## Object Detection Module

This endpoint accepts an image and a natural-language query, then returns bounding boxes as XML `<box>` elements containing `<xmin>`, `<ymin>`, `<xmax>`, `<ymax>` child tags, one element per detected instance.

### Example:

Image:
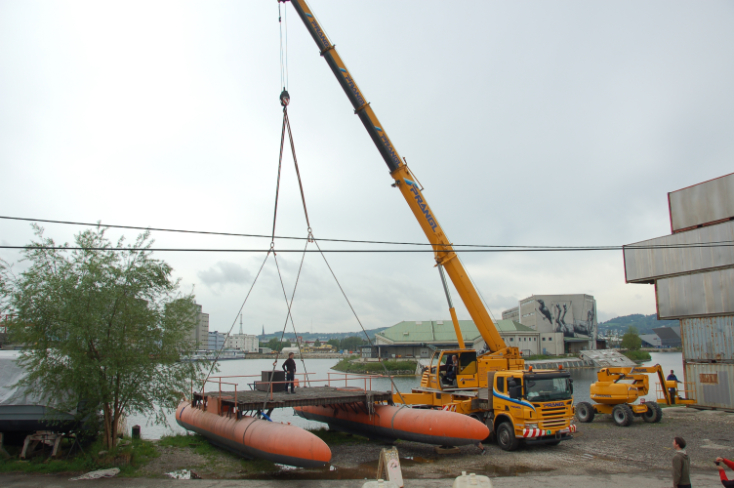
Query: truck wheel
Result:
<box><xmin>496</xmin><ymin>422</ymin><xmax>520</xmax><ymax>451</ymax></box>
<box><xmin>576</xmin><ymin>402</ymin><xmax>595</xmax><ymax>423</ymax></box>
<box><xmin>612</xmin><ymin>404</ymin><xmax>633</xmax><ymax>427</ymax></box>
<box><xmin>642</xmin><ymin>402</ymin><xmax>663</xmax><ymax>423</ymax></box>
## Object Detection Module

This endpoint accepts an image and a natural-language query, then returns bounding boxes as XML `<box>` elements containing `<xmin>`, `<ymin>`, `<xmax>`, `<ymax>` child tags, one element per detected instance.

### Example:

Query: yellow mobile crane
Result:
<box><xmin>286</xmin><ymin>0</ymin><xmax>576</xmax><ymax>450</ymax></box>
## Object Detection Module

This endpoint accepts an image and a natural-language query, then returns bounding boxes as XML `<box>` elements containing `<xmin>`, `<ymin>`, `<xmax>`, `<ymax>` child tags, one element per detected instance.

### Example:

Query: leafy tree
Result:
<box><xmin>1</xmin><ymin>226</ymin><xmax>205</xmax><ymax>449</ymax></box>
<box><xmin>621</xmin><ymin>326</ymin><xmax>642</xmax><ymax>351</ymax></box>
<box><xmin>313</xmin><ymin>338</ymin><xmax>321</xmax><ymax>347</ymax></box>
<box><xmin>327</xmin><ymin>339</ymin><xmax>340</xmax><ymax>350</ymax></box>
<box><xmin>266</xmin><ymin>337</ymin><xmax>290</xmax><ymax>352</ymax></box>
<box><xmin>340</xmin><ymin>336</ymin><xmax>366</xmax><ymax>351</ymax></box>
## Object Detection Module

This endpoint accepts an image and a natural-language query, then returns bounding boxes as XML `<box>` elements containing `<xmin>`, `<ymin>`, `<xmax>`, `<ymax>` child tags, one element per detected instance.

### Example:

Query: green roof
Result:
<box><xmin>376</xmin><ymin>319</ymin><xmax>533</xmax><ymax>344</ymax></box>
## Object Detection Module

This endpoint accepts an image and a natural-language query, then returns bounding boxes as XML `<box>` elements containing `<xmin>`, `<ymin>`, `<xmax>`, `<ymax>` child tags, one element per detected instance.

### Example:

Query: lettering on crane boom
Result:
<box><xmin>304</xmin><ymin>13</ymin><xmax>331</xmax><ymax>53</ymax></box>
<box><xmin>404</xmin><ymin>179</ymin><xmax>438</xmax><ymax>232</ymax></box>
<box><xmin>338</xmin><ymin>68</ymin><xmax>366</xmax><ymax>110</ymax></box>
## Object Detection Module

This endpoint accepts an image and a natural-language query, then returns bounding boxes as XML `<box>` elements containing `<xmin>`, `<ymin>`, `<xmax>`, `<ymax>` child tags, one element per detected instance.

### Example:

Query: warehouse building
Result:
<box><xmin>502</xmin><ymin>294</ymin><xmax>598</xmax><ymax>353</ymax></box>
<box><xmin>623</xmin><ymin>172</ymin><xmax>734</xmax><ymax>410</ymax></box>
<box><xmin>368</xmin><ymin>319</ymin><xmax>565</xmax><ymax>358</ymax></box>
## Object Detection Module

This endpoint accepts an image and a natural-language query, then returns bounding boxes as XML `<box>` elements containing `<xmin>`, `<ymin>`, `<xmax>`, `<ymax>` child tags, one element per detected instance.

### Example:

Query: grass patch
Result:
<box><xmin>308</xmin><ymin>427</ymin><xmax>373</xmax><ymax>445</ymax></box>
<box><xmin>158</xmin><ymin>433</ymin><xmax>219</xmax><ymax>457</ymax></box>
<box><xmin>332</xmin><ymin>358</ymin><xmax>417</xmax><ymax>375</ymax></box>
<box><xmin>623</xmin><ymin>350</ymin><xmax>652</xmax><ymax>361</ymax></box>
<box><xmin>0</xmin><ymin>436</ymin><xmax>159</xmax><ymax>476</ymax></box>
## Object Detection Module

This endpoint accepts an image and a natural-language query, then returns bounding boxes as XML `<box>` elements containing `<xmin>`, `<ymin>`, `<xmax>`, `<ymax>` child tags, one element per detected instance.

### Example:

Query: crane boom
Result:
<box><xmin>286</xmin><ymin>0</ymin><xmax>514</xmax><ymax>357</ymax></box>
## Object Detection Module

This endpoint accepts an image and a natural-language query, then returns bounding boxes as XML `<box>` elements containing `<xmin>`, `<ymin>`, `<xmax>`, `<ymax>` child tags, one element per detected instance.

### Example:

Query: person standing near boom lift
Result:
<box><xmin>668</xmin><ymin>370</ymin><xmax>682</xmax><ymax>404</ymax></box>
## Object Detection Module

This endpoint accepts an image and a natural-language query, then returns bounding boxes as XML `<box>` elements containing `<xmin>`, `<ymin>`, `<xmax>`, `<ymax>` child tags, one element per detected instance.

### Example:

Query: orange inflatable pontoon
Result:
<box><xmin>176</xmin><ymin>401</ymin><xmax>331</xmax><ymax>468</ymax></box>
<box><xmin>294</xmin><ymin>403</ymin><xmax>489</xmax><ymax>446</ymax></box>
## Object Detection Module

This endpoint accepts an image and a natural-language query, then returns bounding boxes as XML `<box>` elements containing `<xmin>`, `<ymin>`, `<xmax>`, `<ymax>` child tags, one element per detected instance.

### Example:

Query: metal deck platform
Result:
<box><xmin>195</xmin><ymin>386</ymin><xmax>392</xmax><ymax>413</ymax></box>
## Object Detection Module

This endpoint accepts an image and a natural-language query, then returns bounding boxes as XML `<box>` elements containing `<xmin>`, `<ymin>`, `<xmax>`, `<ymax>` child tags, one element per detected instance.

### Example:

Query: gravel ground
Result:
<box><xmin>96</xmin><ymin>406</ymin><xmax>734</xmax><ymax>480</ymax></box>
<box><xmin>309</xmin><ymin>406</ymin><xmax>734</xmax><ymax>480</ymax></box>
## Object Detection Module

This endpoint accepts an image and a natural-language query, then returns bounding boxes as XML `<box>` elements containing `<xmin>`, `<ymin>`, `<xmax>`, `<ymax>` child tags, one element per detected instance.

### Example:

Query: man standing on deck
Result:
<box><xmin>283</xmin><ymin>352</ymin><xmax>296</xmax><ymax>394</ymax></box>
<box><xmin>668</xmin><ymin>370</ymin><xmax>682</xmax><ymax>404</ymax></box>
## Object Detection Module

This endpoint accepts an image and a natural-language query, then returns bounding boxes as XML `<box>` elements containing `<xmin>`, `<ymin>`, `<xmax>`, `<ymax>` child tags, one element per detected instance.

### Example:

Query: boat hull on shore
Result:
<box><xmin>175</xmin><ymin>401</ymin><xmax>331</xmax><ymax>468</ymax></box>
<box><xmin>294</xmin><ymin>403</ymin><xmax>488</xmax><ymax>446</ymax></box>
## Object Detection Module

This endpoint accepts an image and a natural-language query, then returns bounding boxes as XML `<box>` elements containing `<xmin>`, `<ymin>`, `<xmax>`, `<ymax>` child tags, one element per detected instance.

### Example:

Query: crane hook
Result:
<box><xmin>280</xmin><ymin>88</ymin><xmax>290</xmax><ymax>107</ymax></box>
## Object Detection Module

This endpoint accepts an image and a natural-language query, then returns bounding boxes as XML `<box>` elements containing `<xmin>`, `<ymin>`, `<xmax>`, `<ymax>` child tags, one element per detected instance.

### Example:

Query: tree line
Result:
<box><xmin>263</xmin><ymin>335</ymin><xmax>367</xmax><ymax>352</ymax></box>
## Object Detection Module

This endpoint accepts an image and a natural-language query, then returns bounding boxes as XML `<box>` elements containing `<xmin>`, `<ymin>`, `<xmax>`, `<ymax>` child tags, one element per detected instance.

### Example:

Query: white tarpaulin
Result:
<box><xmin>0</xmin><ymin>350</ymin><xmax>67</xmax><ymax>407</ymax></box>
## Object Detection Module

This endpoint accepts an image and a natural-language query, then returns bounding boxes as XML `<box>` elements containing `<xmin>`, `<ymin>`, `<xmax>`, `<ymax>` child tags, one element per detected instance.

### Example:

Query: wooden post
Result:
<box><xmin>0</xmin><ymin>433</ymin><xmax>10</xmax><ymax>459</ymax></box>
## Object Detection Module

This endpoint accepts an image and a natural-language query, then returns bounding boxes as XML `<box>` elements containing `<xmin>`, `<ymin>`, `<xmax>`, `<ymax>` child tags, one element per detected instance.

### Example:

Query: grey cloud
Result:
<box><xmin>198</xmin><ymin>262</ymin><xmax>253</xmax><ymax>288</ymax></box>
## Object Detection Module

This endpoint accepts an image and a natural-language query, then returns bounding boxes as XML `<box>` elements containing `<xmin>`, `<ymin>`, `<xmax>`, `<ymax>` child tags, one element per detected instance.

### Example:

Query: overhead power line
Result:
<box><xmin>2</xmin><ymin>243</ymin><xmax>734</xmax><ymax>253</ymax></box>
<box><xmin>2</xmin><ymin>214</ymin><xmax>734</xmax><ymax>251</ymax></box>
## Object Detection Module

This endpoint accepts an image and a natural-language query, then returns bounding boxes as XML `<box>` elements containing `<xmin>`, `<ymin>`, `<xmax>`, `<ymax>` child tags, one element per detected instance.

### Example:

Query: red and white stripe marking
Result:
<box><xmin>441</xmin><ymin>404</ymin><xmax>457</xmax><ymax>412</ymax></box>
<box><xmin>522</xmin><ymin>428</ymin><xmax>543</xmax><ymax>438</ymax></box>
<box><xmin>522</xmin><ymin>424</ymin><xmax>576</xmax><ymax>438</ymax></box>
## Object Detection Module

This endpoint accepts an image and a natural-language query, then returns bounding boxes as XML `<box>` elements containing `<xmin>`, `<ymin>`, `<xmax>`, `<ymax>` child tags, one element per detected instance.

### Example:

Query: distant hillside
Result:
<box><xmin>599</xmin><ymin>314</ymin><xmax>678</xmax><ymax>335</ymax></box>
<box><xmin>258</xmin><ymin>327</ymin><xmax>388</xmax><ymax>343</ymax></box>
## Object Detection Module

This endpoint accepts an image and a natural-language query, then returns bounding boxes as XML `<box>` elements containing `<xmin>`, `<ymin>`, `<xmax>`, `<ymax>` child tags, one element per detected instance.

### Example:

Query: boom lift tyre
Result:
<box><xmin>612</xmin><ymin>404</ymin><xmax>633</xmax><ymax>427</ymax></box>
<box><xmin>576</xmin><ymin>402</ymin><xmax>595</xmax><ymax>423</ymax></box>
<box><xmin>642</xmin><ymin>402</ymin><xmax>662</xmax><ymax>423</ymax></box>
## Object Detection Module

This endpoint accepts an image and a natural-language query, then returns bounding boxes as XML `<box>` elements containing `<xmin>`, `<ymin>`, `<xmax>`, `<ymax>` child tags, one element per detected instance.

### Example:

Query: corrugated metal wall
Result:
<box><xmin>685</xmin><ymin>362</ymin><xmax>734</xmax><ymax>410</ymax></box>
<box><xmin>624</xmin><ymin>220</ymin><xmax>734</xmax><ymax>283</ymax></box>
<box><xmin>681</xmin><ymin>316</ymin><xmax>734</xmax><ymax>362</ymax></box>
<box><xmin>669</xmin><ymin>172</ymin><xmax>734</xmax><ymax>233</ymax></box>
<box><xmin>656</xmin><ymin>268</ymin><xmax>734</xmax><ymax>319</ymax></box>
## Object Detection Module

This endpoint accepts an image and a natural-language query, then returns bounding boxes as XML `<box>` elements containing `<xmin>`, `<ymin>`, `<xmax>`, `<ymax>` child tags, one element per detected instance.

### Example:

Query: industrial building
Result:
<box><xmin>208</xmin><ymin>331</ymin><xmax>226</xmax><ymax>351</ymax></box>
<box><xmin>188</xmin><ymin>303</ymin><xmax>209</xmax><ymax>349</ymax></box>
<box><xmin>224</xmin><ymin>334</ymin><xmax>260</xmax><ymax>352</ymax></box>
<box><xmin>502</xmin><ymin>294</ymin><xmax>598</xmax><ymax>353</ymax></box>
<box><xmin>368</xmin><ymin>319</ymin><xmax>565</xmax><ymax>358</ymax></box>
<box><xmin>623</xmin><ymin>172</ymin><xmax>734</xmax><ymax>410</ymax></box>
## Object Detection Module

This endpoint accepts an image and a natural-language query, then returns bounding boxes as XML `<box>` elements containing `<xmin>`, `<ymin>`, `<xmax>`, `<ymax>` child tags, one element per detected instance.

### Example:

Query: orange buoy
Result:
<box><xmin>176</xmin><ymin>401</ymin><xmax>331</xmax><ymax>467</ymax></box>
<box><xmin>294</xmin><ymin>403</ymin><xmax>489</xmax><ymax>446</ymax></box>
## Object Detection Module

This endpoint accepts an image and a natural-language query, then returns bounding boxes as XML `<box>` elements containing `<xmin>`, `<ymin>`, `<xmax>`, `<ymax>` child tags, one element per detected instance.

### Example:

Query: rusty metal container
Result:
<box><xmin>624</xmin><ymin>220</ymin><xmax>734</xmax><ymax>283</ymax></box>
<box><xmin>655</xmin><ymin>268</ymin><xmax>734</xmax><ymax>319</ymax></box>
<box><xmin>681</xmin><ymin>316</ymin><xmax>734</xmax><ymax>362</ymax></box>
<box><xmin>668</xmin><ymin>172</ymin><xmax>734</xmax><ymax>233</ymax></box>
<box><xmin>684</xmin><ymin>362</ymin><xmax>734</xmax><ymax>410</ymax></box>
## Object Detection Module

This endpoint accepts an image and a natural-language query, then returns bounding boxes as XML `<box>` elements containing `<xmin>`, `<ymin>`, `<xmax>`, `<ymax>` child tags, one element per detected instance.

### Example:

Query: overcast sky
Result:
<box><xmin>1</xmin><ymin>1</ymin><xmax>733</xmax><ymax>336</ymax></box>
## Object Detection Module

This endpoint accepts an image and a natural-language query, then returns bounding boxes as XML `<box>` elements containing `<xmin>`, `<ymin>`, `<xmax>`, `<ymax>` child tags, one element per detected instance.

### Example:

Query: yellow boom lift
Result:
<box><xmin>576</xmin><ymin>364</ymin><xmax>695</xmax><ymax>426</ymax></box>
<box><xmin>287</xmin><ymin>0</ymin><xmax>577</xmax><ymax>450</ymax></box>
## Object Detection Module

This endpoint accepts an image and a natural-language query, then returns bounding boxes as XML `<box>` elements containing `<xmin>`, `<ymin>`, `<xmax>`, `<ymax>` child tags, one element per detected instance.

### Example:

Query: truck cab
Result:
<box><xmin>487</xmin><ymin>369</ymin><xmax>576</xmax><ymax>450</ymax></box>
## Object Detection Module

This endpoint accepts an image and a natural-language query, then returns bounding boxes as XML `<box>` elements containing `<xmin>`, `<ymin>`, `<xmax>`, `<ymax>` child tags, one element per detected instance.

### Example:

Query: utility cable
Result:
<box><xmin>3</xmin><ymin>214</ymin><xmax>734</xmax><ymax>251</ymax></box>
<box><xmin>5</xmin><ymin>243</ymin><xmax>734</xmax><ymax>253</ymax></box>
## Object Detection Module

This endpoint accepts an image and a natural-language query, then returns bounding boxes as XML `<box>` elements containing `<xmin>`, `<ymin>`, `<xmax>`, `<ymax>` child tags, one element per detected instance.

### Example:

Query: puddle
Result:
<box><xmin>242</xmin><ymin>457</ymin><xmax>433</xmax><ymax>480</ymax></box>
<box><xmin>480</xmin><ymin>465</ymin><xmax>552</xmax><ymax>477</ymax></box>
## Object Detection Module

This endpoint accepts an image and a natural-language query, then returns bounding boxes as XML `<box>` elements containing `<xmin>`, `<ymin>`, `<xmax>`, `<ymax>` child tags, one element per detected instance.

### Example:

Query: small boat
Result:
<box><xmin>176</xmin><ymin>401</ymin><xmax>331</xmax><ymax>468</ymax></box>
<box><xmin>294</xmin><ymin>403</ymin><xmax>489</xmax><ymax>446</ymax></box>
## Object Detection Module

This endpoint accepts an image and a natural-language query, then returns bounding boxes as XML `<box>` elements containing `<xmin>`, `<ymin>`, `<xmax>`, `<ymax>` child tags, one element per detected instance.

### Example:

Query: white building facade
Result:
<box><xmin>503</xmin><ymin>294</ymin><xmax>598</xmax><ymax>353</ymax></box>
<box><xmin>224</xmin><ymin>334</ymin><xmax>260</xmax><ymax>352</ymax></box>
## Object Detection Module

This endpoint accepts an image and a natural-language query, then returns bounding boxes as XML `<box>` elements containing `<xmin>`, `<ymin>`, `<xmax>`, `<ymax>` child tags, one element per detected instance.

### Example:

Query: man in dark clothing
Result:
<box><xmin>668</xmin><ymin>370</ymin><xmax>682</xmax><ymax>404</ymax></box>
<box><xmin>282</xmin><ymin>352</ymin><xmax>296</xmax><ymax>394</ymax></box>
<box><xmin>672</xmin><ymin>436</ymin><xmax>691</xmax><ymax>488</ymax></box>
<box><xmin>446</xmin><ymin>354</ymin><xmax>458</xmax><ymax>386</ymax></box>
<box><xmin>716</xmin><ymin>457</ymin><xmax>734</xmax><ymax>488</ymax></box>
